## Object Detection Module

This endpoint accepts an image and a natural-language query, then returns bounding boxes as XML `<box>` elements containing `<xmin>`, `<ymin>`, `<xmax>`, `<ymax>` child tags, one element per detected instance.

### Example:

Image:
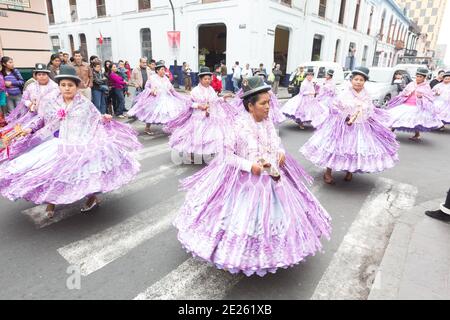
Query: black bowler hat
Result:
<box><xmin>155</xmin><ymin>60</ymin><xmax>166</xmax><ymax>70</ymax></box>
<box><xmin>352</xmin><ymin>66</ymin><xmax>370</xmax><ymax>80</ymax></box>
<box><xmin>443</xmin><ymin>71</ymin><xmax>450</xmax><ymax>78</ymax></box>
<box><xmin>327</xmin><ymin>69</ymin><xmax>334</xmax><ymax>77</ymax></box>
<box><xmin>241</xmin><ymin>76</ymin><xmax>271</xmax><ymax>99</ymax></box>
<box><xmin>198</xmin><ymin>66</ymin><xmax>213</xmax><ymax>77</ymax></box>
<box><xmin>306</xmin><ymin>68</ymin><xmax>315</xmax><ymax>75</ymax></box>
<box><xmin>256</xmin><ymin>71</ymin><xmax>267</xmax><ymax>79</ymax></box>
<box><xmin>33</xmin><ymin>63</ymin><xmax>50</xmax><ymax>74</ymax></box>
<box><xmin>416</xmin><ymin>68</ymin><xmax>429</xmax><ymax>77</ymax></box>
<box><xmin>54</xmin><ymin>65</ymin><xmax>81</xmax><ymax>83</ymax></box>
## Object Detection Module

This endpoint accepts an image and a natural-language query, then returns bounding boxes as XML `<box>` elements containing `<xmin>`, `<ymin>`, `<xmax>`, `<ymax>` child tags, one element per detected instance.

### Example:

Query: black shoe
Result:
<box><xmin>425</xmin><ymin>210</ymin><xmax>450</xmax><ymax>223</ymax></box>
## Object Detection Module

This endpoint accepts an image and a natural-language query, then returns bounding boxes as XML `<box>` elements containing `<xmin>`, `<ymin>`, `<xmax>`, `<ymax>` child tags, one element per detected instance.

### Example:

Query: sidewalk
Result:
<box><xmin>369</xmin><ymin>199</ymin><xmax>450</xmax><ymax>300</ymax></box>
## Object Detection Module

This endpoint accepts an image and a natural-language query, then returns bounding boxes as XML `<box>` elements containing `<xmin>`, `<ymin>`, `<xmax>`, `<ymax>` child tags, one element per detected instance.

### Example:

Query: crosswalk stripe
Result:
<box><xmin>57</xmin><ymin>194</ymin><xmax>185</xmax><ymax>276</ymax></box>
<box><xmin>310</xmin><ymin>177</ymin><xmax>418</xmax><ymax>300</ymax></box>
<box><xmin>22</xmin><ymin>164</ymin><xmax>189</xmax><ymax>228</ymax></box>
<box><xmin>134</xmin><ymin>258</ymin><xmax>243</xmax><ymax>300</ymax></box>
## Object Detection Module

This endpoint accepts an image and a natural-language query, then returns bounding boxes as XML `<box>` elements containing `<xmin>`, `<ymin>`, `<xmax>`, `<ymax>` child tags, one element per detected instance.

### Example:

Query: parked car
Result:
<box><xmin>366</xmin><ymin>67</ymin><xmax>412</xmax><ymax>107</ymax></box>
<box><xmin>394</xmin><ymin>64</ymin><xmax>432</xmax><ymax>80</ymax></box>
<box><xmin>288</xmin><ymin>61</ymin><xmax>345</xmax><ymax>97</ymax></box>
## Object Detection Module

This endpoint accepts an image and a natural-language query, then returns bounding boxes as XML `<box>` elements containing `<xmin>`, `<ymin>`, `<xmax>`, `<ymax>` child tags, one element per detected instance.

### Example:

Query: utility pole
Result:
<box><xmin>169</xmin><ymin>0</ymin><xmax>179</xmax><ymax>88</ymax></box>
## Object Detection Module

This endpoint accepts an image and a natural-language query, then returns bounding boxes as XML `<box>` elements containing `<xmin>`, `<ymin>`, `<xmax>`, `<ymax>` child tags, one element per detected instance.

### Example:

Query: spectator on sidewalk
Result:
<box><xmin>71</xmin><ymin>50</ymin><xmax>93</xmax><ymax>100</ymax></box>
<box><xmin>62</xmin><ymin>53</ymin><xmax>70</xmax><ymax>65</ymax></box>
<box><xmin>220</xmin><ymin>60</ymin><xmax>228</xmax><ymax>92</ymax></box>
<box><xmin>124</xmin><ymin>61</ymin><xmax>132</xmax><ymax>81</ymax></box>
<box><xmin>430</xmin><ymin>69</ymin><xmax>445</xmax><ymax>89</ymax></box>
<box><xmin>232</xmin><ymin>61</ymin><xmax>242</xmax><ymax>93</ymax></box>
<box><xmin>272</xmin><ymin>63</ymin><xmax>283</xmax><ymax>95</ymax></box>
<box><xmin>149</xmin><ymin>59</ymin><xmax>156</xmax><ymax>75</ymax></box>
<box><xmin>130</xmin><ymin>57</ymin><xmax>152</xmax><ymax>98</ymax></box>
<box><xmin>118</xmin><ymin>60</ymin><xmax>130</xmax><ymax>97</ymax></box>
<box><xmin>1</xmin><ymin>56</ymin><xmax>24</xmax><ymax>114</ymax></box>
<box><xmin>92</xmin><ymin>61</ymin><xmax>108</xmax><ymax>114</ymax></box>
<box><xmin>211</xmin><ymin>64</ymin><xmax>223</xmax><ymax>94</ymax></box>
<box><xmin>242</xmin><ymin>63</ymin><xmax>252</xmax><ymax>79</ymax></box>
<box><xmin>425</xmin><ymin>189</ymin><xmax>450</xmax><ymax>222</ymax></box>
<box><xmin>182</xmin><ymin>62</ymin><xmax>192</xmax><ymax>92</ymax></box>
<box><xmin>48</xmin><ymin>53</ymin><xmax>62</xmax><ymax>81</ymax></box>
<box><xmin>108</xmin><ymin>63</ymin><xmax>127</xmax><ymax>118</ymax></box>
<box><xmin>0</xmin><ymin>64</ymin><xmax>7</xmax><ymax>126</ymax></box>
<box><xmin>254</xmin><ymin>63</ymin><xmax>267</xmax><ymax>77</ymax></box>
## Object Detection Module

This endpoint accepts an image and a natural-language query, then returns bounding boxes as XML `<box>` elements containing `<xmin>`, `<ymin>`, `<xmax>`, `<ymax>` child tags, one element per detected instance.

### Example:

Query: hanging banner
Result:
<box><xmin>0</xmin><ymin>0</ymin><xmax>30</xmax><ymax>8</ymax></box>
<box><xmin>167</xmin><ymin>31</ymin><xmax>181</xmax><ymax>49</ymax></box>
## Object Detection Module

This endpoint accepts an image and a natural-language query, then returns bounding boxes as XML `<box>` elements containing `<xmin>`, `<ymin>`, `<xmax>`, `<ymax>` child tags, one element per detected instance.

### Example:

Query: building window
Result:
<box><xmin>50</xmin><ymin>35</ymin><xmax>60</xmax><ymax>53</ymax></box>
<box><xmin>318</xmin><ymin>0</ymin><xmax>327</xmax><ymax>18</ymax></box>
<box><xmin>69</xmin><ymin>0</ymin><xmax>78</xmax><ymax>22</ymax></box>
<box><xmin>334</xmin><ymin>39</ymin><xmax>341</xmax><ymax>63</ymax></box>
<box><xmin>338</xmin><ymin>0</ymin><xmax>346</xmax><ymax>24</ymax></box>
<box><xmin>379</xmin><ymin>10</ymin><xmax>386</xmax><ymax>41</ymax></box>
<box><xmin>97</xmin><ymin>37</ymin><xmax>113</xmax><ymax>62</ymax></box>
<box><xmin>345</xmin><ymin>42</ymin><xmax>356</xmax><ymax>70</ymax></box>
<box><xmin>311</xmin><ymin>34</ymin><xmax>323</xmax><ymax>61</ymax></box>
<box><xmin>46</xmin><ymin>0</ymin><xmax>55</xmax><ymax>24</ymax></box>
<box><xmin>138</xmin><ymin>0</ymin><xmax>151</xmax><ymax>11</ymax></box>
<box><xmin>387</xmin><ymin>16</ymin><xmax>393</xmax><ymax>43</ymax></box>
<box><xmin>79</xmin><ymin>33</ymin><xmax>88</xmax><ymax>60</ymax></box>
<box><xmin>68</xmin><ymin>34</ymin><xmax>75</xmax><ymax>55</ymax></box>
<box><xmin>362</xmin><ymin>45</ymin><xmax>368</xmax><ymax>67</ymax></box>
<box><xmin>367</xmin><ymin>6</ymin><xmax>373</xmax><ymax>35</ymax></box>
<box><xmin>141</xmin><ymin>28</ymin><xmax>152</xmax><ymax>59</ymax></box>
<box><xmin>280</xmin><ymin>0</ymin><xmax>292</xmax><ymax>7</ymax></box>
<box><xmin>96</xmin><ymin>0</ymin><xmax>106</xmax><ymax>17</ymax></box>
<box><xmin>353</xmin><ymin>0</ymin><xmax>360</xmax><ymax>30</ymax></box>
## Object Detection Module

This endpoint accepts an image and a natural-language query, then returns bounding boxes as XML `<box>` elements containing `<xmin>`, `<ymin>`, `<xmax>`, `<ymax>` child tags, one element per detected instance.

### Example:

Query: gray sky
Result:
<box><xmin>437</xmin><ymin>1</ymin><xmax>450</xmax><ymax>66</ymax></box>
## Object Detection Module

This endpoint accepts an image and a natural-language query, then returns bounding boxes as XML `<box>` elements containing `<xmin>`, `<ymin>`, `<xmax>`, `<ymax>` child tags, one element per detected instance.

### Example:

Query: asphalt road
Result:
<box><xmin>0</xmin><ymin>92</ymin><xmax>448</xmax><ymax>300</ymax></box>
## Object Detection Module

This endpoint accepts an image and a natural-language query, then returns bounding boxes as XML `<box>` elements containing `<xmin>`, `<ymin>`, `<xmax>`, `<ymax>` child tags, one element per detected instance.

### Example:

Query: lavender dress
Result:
<box><xmin>0</xmin><ymin>80</ymin><xmax>60</xmax><ymax>162</ymax></box>
<box><xmin>432</xmin><ymin>82</ymin><xmax>450</xmax><ymax>124</ymax></box>
<box><xmin>386</xmin><ymin>81</ymin><xmax>443</xmax><ymax>131</ymax></box>
<box><xmin>301</xmin><ymin>86</ymin><xmax>399</xmax><ymax>173</ymax></box>
<box><xmin>229</xmin><ymin>89</ymin><xmax>286</xmax><ymax>125</ymax></box>
<box><xmin>0</xmin><ymin>93</ymin><xmax>142</xmax><ymax>205</ymax></box>
<box><xmin>127</xmin><ymin>74</ymin><xmax>189</xmax><ymax>125</ymax></box>
<box><xmin>281</xmin><ymin>79</ymin><xmax>328</xmax><ymax>127</ymax></box>
<box><xmin>168</xmin><ymin>84</ymin><xmax>233</xmax><ymax>156</ymax></box>
<box><xmin>174</xmin><ymin>111</ymin><xmax>331</xmax><ymax>277</ymax></box>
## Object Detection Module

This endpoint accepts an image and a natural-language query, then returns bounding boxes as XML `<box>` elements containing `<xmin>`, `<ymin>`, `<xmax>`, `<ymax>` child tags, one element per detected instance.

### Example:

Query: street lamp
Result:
<box><xmin>168</xmin><ymin>0</ymin><xmax>179</xmax><ymax>88</ymax></box>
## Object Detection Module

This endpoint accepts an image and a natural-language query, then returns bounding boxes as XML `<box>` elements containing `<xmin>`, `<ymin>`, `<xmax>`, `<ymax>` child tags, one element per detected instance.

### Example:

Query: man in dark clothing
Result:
<box><xmin>430</xmin><ymin>70</ymin><xmax>445</xmax><ymax>89</ymax></box>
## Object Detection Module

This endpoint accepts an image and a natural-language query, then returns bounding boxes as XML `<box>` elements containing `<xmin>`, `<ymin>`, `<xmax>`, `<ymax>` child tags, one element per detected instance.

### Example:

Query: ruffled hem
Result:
<box><xmin>301</xmin><ymin>116</ymin><xmax>399</xmax><ymax>173</ymax></box>
<box><xmin>0</xmin><ymin>140</ymin><xmax>141</xmax><ymax>205</ymax></box>
<box><xmin>175</xmin><ymin>155</ymin><xmax>331</xmax><ymax>277</ymax></box>
<box><xmin>169</xmin><ymin>115</ymin><xmax>228</xmax><ymax>155</ymax></box>
<box><xmin>127</xmin><ymin>92</ymin><xmax>188</xmax><ymax>125</ymax></box>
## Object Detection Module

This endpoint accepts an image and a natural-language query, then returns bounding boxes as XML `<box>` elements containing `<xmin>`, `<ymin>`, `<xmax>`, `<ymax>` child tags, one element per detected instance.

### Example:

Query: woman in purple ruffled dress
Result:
<box><xmin>281</xmin><ymin>67</ymin><xmax>327</xmax><ymax>129</ymax></box>
<box><xmin>228</xmin><ymin>71</ymin><xmax>286</xmax><ymax>125</ymax></box>
<box><xmin>432</xmin><ymin>70</ymin><xmax>450</xmax><ymax>128</ymax></box>
<box><xmin>0</xmin><ymin>65</ymin><xmax>142</xmax><ymax>219</ymax></box>
<box><xmin>127</xmin><ymin>60</ymin><xmax>189</xmax><ymax>135</ymax></box>
<box><xmin>386</xmin><ymin>68</ymin><xmax>443</xmax><ymax>141</ymax></box>
<box><xmin>301</xmin><ymin>67</ymin><xmax>399</xmax><ymax>184</ymax></box>
<box><xmin>174</xmin><ymin>76</ymin><xmax>331</xmax><ymax>277</ymax></box>
<box><xmin>167</xmin><ymin>66</ymin><xmax>234</xmax><ymax>161</ymax></box>
<box><xmin>0</xmin><ymin>64</ymin><xmax>59</xmax><ymax>163</ymax></box>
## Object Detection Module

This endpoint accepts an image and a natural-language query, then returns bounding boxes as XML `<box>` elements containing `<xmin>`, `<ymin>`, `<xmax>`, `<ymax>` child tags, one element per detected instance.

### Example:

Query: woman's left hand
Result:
<box><xmin>4</xmin><ymin>81</ymin><xmax>12</xmax><ymax>87</ymax></box>
<box><xmin>102</xmin><ymin>114</ymin><xmax>113</xmax><ymax>122</ymax></box>
<box><xmin>223</xmin><ymin>93</ymin><xmax>233</xmax><ymax>101</ymax></box>
<box><xmin>278</xmin><ymin>152</ymin><xmax>286</xmax><ymax>167</ymax></box>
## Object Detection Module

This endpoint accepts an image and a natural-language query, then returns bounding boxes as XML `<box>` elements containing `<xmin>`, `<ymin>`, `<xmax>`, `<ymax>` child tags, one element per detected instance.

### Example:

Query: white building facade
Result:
<box><xmin>46</xmin><ymin>0</ymin><xmax>416</xmax><ymax>75</ymax></box>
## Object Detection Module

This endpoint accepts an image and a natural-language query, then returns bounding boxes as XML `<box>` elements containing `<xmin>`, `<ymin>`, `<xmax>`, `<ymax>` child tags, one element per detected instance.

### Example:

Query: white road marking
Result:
<box><xmin>310</xmin><ymin>178</ymin><xmax>418</xmax><ymax>300</ymax></box>
<box><xmin>22</xmin><ymin>164</ymin><xmax>188</xmax><ymax>228</ymax></box>
<box><xmin>134</xmin><ymin>258</ymin><xmax>243</xmax><ymax>300</ymax></box>
<box><xmin>57</xmin><ymin>194</ymin><xmax>185</xmax><ymax>276</ymax></box>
